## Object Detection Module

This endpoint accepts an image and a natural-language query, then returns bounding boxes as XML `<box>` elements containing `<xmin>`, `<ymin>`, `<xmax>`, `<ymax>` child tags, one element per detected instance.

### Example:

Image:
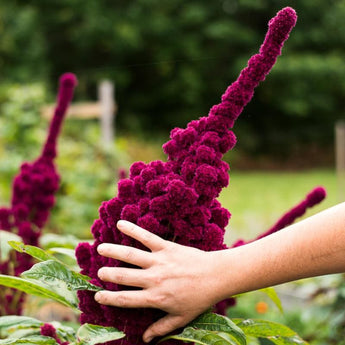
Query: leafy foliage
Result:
<box><xmin>1</xmin><ymin>1</ymin><xmax>344</xmax><ymax>156</ymax></box>
<box><xmin>0</xmin><ymin>242</ymin><xmax>308</xmax><ymax>344</ymax></box>
<box><xmin>0</xmin><ymin>315</ymin><xmax>125</xmax><ymax>345</ymax></box>
<box><xmin>161</xmin><ymin>313</ymin><xmax>307</xmax><ymax>345</ymax></box>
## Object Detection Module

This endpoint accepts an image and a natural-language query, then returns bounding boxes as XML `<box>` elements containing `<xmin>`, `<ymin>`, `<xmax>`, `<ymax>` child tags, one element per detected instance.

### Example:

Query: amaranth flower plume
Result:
<box><xmin>76</xmin><ymin>7</ymin><xmax>297</xmax><ymax>345</ymax></box>
<box><xmin>0</xmin><ymin>73</ymin><xmax>77</xmax><ymax>315</ymax></box>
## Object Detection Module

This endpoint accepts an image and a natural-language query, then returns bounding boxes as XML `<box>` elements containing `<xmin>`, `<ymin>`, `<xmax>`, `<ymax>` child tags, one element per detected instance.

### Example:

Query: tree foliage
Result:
<box><xmin>1</xmin><ymin>0</ymin><xmax>344</xmax><ymax>155</ymax></box>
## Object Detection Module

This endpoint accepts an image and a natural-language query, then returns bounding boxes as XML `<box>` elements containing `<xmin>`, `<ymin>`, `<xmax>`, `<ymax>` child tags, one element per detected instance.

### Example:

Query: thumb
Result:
<box><xmin>143</xmin><ymin>314</ymin><xmax>186</xmax><ymax>343</ymax></box>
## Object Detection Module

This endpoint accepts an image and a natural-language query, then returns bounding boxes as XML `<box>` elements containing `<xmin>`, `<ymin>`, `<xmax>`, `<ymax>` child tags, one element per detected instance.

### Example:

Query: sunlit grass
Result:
<box><xmin>219</xmin><ymin>169</ymin><xmax>339</xmax><ymax>245</ymax></box>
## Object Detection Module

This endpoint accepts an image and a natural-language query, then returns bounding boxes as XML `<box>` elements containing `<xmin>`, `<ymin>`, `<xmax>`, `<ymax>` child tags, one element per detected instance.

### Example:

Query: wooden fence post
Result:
<box><xmin>335</xmin><ymin>121</ymin><xmax>345</xmax><ymax>202</ymax></box>
<box><xmin>98</xmin><ymin>80</ymin><xmax>116</xmax><ymax>146</ymax></box>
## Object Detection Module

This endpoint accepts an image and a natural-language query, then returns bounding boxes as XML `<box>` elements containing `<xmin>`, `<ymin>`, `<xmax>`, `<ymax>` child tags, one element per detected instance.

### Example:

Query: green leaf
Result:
<box><xmin>22</xmin><ymin>260</ymin><xmax>101</xmax><ymax>292</ymax></box>
<box><xmin>0</xmin><ymin>274</ymin><xmax>77</xmax><ymax>310</ymax></box>
<box><xmin>0</xmin><ymin>335</ymin><xmax>58</xmax><ymax>344</ymax></box>
<box><xmin>189</xmin><ymin>313</ymin><xmax>246</xmax><ymax>345</ymax></box>
<box><xmin>50</xmin><ymin>322</ymin><xmax>76</xmax><ymax>343</ymax></box>
<box><xmin>8</xmin><ymin>241</ymin><xmax>55</xmax><ymax>262</ymax></box>
<box><xmin>76</xmin><ymin>324</ymin><xmax>125</xmax><ymax>345</ymax></box>
<box><xmin>259</xmin><ymin>288</ymin><xmax>283</xmax><ymax>313</ymax></box>
<box><xmin>160</xmin><ymin>327</ymin><xmax>244</xmax><ymax>345</ymax></box>
<box><xmin>0</xmin><ymin>231</ymin><xmax>21</xmax><ymax>262</ymax></box>
<box><xmin>47</xmin><ymin>247</ymin><xmax>77</xmax><ymax>264</ymax></box>
<box><xmin>160</xmin><ymin>313</ymin><xmax>247</xmax><ymax>345</ymax></box>
<box><xmin>39</xmin><ymin>233</ymin><xmax>80</xmax><ymax>250</ymax></box>
<box><xmin>233</xmin><ymin>319</ymin><xmax>308</xmax><ymax>344</ymax></box>
<box><xmin>0</xmin><ymin>316</ymin><xmax>43</xmax><ymax>331</ymax></box>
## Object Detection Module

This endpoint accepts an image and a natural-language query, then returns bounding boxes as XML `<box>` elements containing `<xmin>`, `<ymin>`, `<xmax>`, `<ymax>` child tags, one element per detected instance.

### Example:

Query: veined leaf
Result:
<box><xmin>160</xmin><ymin>327</ymin><xmax>244</xmax><ymax>345</ymax></box>
<box><xmin>0</xmin><ymin>274</ymin><xmax>78</xmax><ymax>310</ymax></box>
<box><xmin>189</xmin><ymin>313</ymin><xmax>246</xmax><ymax>345</ymax></box>
<box><xmin>160</xmin><ymin>313</ymin><xmax>247</xmax><ymax>345</ymax></box>
<box><xmin>0</xmin><ymin>316</ymin><xmax>43</xmax><ymax>332</ymax></box>
<box><xmin>259</xmin><ymin>288</ymin><xmax>283</xmax><ymax>313</ymax></box>
<box><xmin>8</xmin><ymin>241</ymin><xmax>55</xmax><ymax>262</ymax></box>
<box><xmin>76</xmin><ymin>323</ymin><xmax>125</xmax><ymax>345</ymax></box>
<box><xmin>22</xmin><ymin>260</ymin><xmax>101</xmax><ymax>292</ymax></box>
<box><xmin>233</xmin><ymin>319</ymin><xmax>307</xmax><ymax>344</ymax></box>
<box><xmin>0</xmin><ymin>335</ymin><xmax>59</xmax><ymax>344</ymax></box>
<box><xmin>0</xmin><ymin>231</ymin><xmax>21</xmax><ymax>262</ymax></box>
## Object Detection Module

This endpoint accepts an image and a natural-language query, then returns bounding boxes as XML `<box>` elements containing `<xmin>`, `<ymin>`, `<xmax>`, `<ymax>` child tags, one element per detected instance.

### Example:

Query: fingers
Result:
<box><xmin>94</xmin><ymin>290</ymin><xmax>152</xmax><ymax>309</ymax></box>
<box><xmin>98</xmin><ymin>267</ymin><xmax>148</xmax><ymax>288</ymax></box>
<box><xmin>143</xmin><ymin>314</ymin><xmax>186</xmax><ymax>343</ymax></box>
<box><xmin>117</xmin><ymin>220</ymin><xmax>166</xmax><ymax>252</ymax></box>
<box><xmin>97</xmin><ymin>243</ymin><xmax>153</xmax><ymax>268</ymax></box>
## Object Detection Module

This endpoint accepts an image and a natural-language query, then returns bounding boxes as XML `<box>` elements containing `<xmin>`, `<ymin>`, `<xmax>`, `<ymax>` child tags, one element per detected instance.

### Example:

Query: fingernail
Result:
<box><xmin>97</xmin><ymin>244</ymin><xmax>105</xmax><ymax>254</ymax></box>
<box><xmin>143</xmin><ymin>335</ymin><xmax>153</xmax><ymax>343</ymax></box>
<box><xmin>117</xmin><ymin>220</ymin><xmax>127</xmax><ymax>228</ymax></box>
<box><xmin>94</xmin><ymin>292</ymin><xmax>101</xmax><ymax>302</ymax></box>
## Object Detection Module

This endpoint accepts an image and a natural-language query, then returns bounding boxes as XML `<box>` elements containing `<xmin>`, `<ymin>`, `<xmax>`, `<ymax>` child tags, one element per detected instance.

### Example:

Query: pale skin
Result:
<box><xmin>94</xmin><ymin>202</ymin><xmax>345</xmax><ymax>343</ymax></box>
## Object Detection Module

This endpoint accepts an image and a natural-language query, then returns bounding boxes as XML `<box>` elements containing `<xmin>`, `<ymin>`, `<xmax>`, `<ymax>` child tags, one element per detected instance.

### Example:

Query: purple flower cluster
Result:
<box><xmin>0</xmin><ymin>73</ymin><xmax>77</xmax><ymax>315</ymax></box>
<box><xmin>76</xmin><ymin>7</ymin><xmax>297</xmax><ymax>345</ymax></box>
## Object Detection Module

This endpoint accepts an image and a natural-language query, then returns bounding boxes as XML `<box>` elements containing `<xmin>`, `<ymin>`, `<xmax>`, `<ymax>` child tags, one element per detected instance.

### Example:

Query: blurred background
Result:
<box><xmin>1</xmin><ymin>1</ymin><xmax>345</xmax><ymax>342</ymax></box>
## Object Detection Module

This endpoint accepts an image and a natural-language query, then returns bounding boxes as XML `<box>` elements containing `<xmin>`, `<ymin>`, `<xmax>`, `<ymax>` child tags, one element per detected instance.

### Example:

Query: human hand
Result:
<box><xmin>94</xmin><ymin>220</ymin><xmax>225</xmax><ymax>343</ymax></box>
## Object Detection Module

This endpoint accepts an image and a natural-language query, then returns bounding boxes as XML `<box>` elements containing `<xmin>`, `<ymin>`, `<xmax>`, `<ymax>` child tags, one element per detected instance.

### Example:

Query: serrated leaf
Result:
<box><xmin>76</xmin><ymin>323</ymin><xmax>125</xmax><ymax>345</ymax></box>
<box><xmin>22</xmin><ymin>260</ymin><xmax>101</xmax><ymax>292</ymax></box>
<box><xmin>0</xmin><ymin>316</ymin><xmax>43</xmax><ymax>331</ymax></box>
<box><xmin>189</xmin><ymin>313</ymin><xmax>246</xmax><ymax>345</ymax></box>
<box><xmin>233</xmin><ymin>319</ymin><xmax>307</xmax><ymax>344</ymax></box>
<box><xmin>0</xmin><ymin>274</ymin><xmax>77</xmax><ymax>310</ymax></box>
<box><xmin>0</xmin><ymin>231</ymin><xmax>21</xmax><ymax>262</ymax></box>
<box><xmin>160</xmin><ymin>327</ymin><xmax>244</xmax><ymax>345</ymax></box>
<box><xmin>8</xmin><ymin>241</ymin><xmax>55</xmax><ymax>262</ymax></box>
<box><xmin>259</xmin><ymin>288</ymin><xmax>283</xmax><ymax>313</ymax></box>
<box><xmin>0</xmin><ymin>335</ymin><xmax>58</xmax><ymax>344</ymax></box>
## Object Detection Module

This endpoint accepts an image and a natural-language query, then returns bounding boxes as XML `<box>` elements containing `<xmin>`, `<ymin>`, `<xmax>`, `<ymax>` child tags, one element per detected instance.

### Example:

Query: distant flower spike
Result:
<box><xmin>217</xmin><ymin>186</ymin><xmax>326</xmax><ymax>315</ymax></box>
<box><xmin>76</xmin><ymin>7</ymin><xmax>297</xmax><ymax>345</ymax></box>
<box><xmin>0</xmin><ymin>73</ymin><xmax>77</xmax><ymax>315</ymax></box>
<box><xmin>233</xmin><ymin>186</ymin><xmax>327</xmax><ymax>247</ymax></box>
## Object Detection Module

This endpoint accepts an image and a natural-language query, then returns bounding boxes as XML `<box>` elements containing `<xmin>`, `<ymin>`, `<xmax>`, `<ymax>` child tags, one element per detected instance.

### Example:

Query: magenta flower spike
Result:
<box><xmin>0</xmin><ymin>73</ymin><xmax>77</xmax><ymax>315</ymax></box>
<box><xmin>232</xmin><ymin>186</ymin><xmax>327</xmax><ymax>248</ymax></box>
<box><xmin>76</xmin><ymin>8</ymin><xmax>297</xmax><ymax>344</ymax></box>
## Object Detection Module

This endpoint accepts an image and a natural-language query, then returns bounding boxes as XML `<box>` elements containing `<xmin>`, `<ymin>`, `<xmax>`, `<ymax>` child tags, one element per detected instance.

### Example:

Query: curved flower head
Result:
<box><xmin>0</xmin><ymin>73</ymin><xmax>77</xmax><ymax>315</ymax></box>
<box><xmin>76</xmin><ymin>8</ymin><xmax>297</xmax><ymax>344</ymax></box>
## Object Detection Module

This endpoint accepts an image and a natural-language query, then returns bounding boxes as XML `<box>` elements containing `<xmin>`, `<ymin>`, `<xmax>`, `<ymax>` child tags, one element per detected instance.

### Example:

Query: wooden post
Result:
<box><xmin>335</xmin><ymin>121</ymin><xmax>345</xmax><ymax>201</ymax></box>
<box><xmin>98</xmin><ymin>80</ymin><xmax>116</xmax><ymax>146</ymax></box>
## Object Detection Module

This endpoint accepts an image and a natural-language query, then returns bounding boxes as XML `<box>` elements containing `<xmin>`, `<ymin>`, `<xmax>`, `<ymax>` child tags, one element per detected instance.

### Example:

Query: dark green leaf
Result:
<box><xmin>76</xmin><ymin>323</ymin><xmax>125</xmax><ymax>345</ymax></box>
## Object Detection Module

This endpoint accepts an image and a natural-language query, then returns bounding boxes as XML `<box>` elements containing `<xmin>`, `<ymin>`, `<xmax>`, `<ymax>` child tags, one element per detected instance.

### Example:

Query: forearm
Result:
<box><xmin>216</xmin><ymin>202</ymin><xmax>345</xmax><ymax>299</ymax></box>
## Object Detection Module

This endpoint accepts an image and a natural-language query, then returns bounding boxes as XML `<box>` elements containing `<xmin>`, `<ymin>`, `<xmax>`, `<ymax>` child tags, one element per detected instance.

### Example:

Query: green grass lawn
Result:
<box><xmin>219</xmin><ymin>169</ymin><xmax>339</xmax><ymax>245</ymax></box>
